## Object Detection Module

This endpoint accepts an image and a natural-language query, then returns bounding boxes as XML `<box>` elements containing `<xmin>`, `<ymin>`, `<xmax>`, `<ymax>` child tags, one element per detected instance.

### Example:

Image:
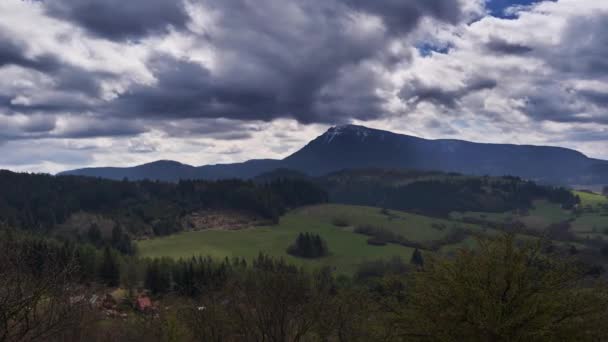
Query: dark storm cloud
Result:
<box><xmin>103</xmin><ymin>0</ymin><xmax>474</xmax><ymax>124</ymax></box>
<box><xmin>400</xmin><ymin>77</ymin><xmax>497</xmax><ymax>108</ymax></box>
<box><xmin>43</xmin><ymin>0</ymin><xmax>189</xmax><ymax>41</ymax></box>
<box><xmin>485</xmin><ymin>37</ymin><xmax>533</xmax><ymax>55</ymax></box>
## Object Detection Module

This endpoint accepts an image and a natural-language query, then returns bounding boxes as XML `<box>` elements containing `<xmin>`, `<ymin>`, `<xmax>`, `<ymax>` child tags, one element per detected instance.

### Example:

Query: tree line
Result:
<box><xmin>326</xmin><ymin>174</ymin><xmax>580</xmax><ymax>216</ymax></box>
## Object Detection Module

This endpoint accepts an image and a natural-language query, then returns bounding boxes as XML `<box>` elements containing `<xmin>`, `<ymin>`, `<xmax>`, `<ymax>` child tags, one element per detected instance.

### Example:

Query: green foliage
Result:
<box><xmin>398</xmin><ymin>235</ymin><xmax>608</xmax><ymax>341</ymax></box>
<box><xmin>354</xmin><ymin>256</ymin><xmax>410</xmax><ymax>282</ymax></box>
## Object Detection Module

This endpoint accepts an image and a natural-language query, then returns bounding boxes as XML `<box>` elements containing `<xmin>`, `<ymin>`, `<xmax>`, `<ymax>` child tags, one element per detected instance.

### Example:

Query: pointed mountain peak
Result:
<box><xmin>323</xmin><ymin>124</ymin><xmax>382</xmax><ymax>143</ymax></box>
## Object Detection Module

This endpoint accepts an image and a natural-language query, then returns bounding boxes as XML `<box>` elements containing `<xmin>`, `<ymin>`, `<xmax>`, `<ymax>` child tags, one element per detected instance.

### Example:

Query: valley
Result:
<box><xmin>2</xmin><ymin>164</ymin><xmax>608</xmax><ymax>341</ymax></box>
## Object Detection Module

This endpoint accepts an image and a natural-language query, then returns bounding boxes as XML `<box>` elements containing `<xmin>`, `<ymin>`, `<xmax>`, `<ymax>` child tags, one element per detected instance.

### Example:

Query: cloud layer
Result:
<box><xmin>0</xmin><ymin>0</ymin><xmax>606</xmax><ymax>173</ymax></box>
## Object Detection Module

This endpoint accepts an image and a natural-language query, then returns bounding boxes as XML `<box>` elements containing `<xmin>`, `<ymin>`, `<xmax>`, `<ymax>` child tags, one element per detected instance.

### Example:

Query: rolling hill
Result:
<box><xmin>60</xmin><ymin>124</ymin><xmax>608</xmax><ymax>185</ymax></box>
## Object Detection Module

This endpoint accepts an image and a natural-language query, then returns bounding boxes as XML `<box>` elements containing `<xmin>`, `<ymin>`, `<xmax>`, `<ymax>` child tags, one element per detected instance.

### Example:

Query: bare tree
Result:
<box><xmin>0</xmin><ymin>233</ymin><xmax>90</xmax><ymax>342</ymax></box>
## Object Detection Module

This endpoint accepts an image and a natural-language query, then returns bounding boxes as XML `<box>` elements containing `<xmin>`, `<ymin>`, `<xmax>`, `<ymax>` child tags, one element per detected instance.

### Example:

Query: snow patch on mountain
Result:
<box><xmin>324</xmin><ymin>124</ymin><xmax>375</xmax><ymax>143</ymax></box>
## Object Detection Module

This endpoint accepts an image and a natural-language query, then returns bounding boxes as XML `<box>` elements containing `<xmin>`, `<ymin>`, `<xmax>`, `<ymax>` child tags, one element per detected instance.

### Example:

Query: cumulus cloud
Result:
<box><xmin>0</xmin><ymin>0</ymin><xmax>607</xmax><ymax>172</ymax></box>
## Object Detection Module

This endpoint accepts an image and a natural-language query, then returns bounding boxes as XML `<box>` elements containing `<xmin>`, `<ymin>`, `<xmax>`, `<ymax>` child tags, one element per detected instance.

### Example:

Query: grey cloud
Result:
<box><xmin>550</xmin><ymin>14</ymin><xmax>608</xmax><ymax>76</ymax></box>
<box><xmin>0</xmin><ymin>140</ymin><xmax>94</xmax><ymax>166</ymax></box>
<box><xmin>56</xmin><ymin>118</ymin><xmax>147</xmax><ymax>139</ymax></box>
<box><xmin>0</xmin><ymin>115</ymin><xmax>146</xmax><ymax>141</ymax></box>
<box><xmin>578</xmin><ymin>89</ymin><xmax>608</xmax><ymax>106</ymax></box>
<box><xmin>344</xmin><ymin>0</ymin><xmax>463</xmax><ymax>35</ymax></box>
<box><xmin>218</xmin><ymin>147</ymin><xmax>242</xmax><ymax>155</ymax></box>
<box><xmin>485</xmin><ymin>37</ymin><xmax>533</xmax><ymax>55</ymax></box>
<box><xmin>20</xmin><ymin>116</ymin><xmax>56</xmax><ymax>133</ymax></box>
<box><xmin>42</xmin><ymin>0</ymin><xmax>189</xmax><ymax>41</ymax></box>
<box><xmin>424</xmin><ymin>118</ymin><xmax>458</xmax><ymax>135</ymax></box>
<box><xmin>521</xmin><ymin>81</ymin><xmax>608</xmax><ymax>124</ymax></box>
<box><xmin>0</xmin><ymin>115</ymin><xmax>56</xmax><ymax>140</ymax></box>
<box><xmin>0</xmin><ymin>35</ymin><xmax>60</xmax><ymax>72</ymax></box>
<box><xmin>400</xmin><ymin>77</ymin><xmax>497</xmax><ymax>108</ymax></box>
<box><xmin>156</xmin><ymin>118</ymin><xmax>257</xmax><ymax>140</ymax></box>
<box><xmin>128</xmin><ymin>140</ymin><xmax>157</xmax><ymax>153</ymax></box>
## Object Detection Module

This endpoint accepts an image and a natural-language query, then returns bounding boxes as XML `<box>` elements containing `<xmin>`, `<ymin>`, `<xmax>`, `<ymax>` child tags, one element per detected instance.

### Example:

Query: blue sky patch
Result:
<box><xmin>487</xmin><ymin>0</ymin><xmax>548</xmax><ymax>18</ymax></box>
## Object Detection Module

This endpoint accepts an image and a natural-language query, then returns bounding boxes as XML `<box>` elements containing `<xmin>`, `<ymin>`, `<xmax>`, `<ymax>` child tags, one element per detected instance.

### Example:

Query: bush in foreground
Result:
<box><xmin>396</xmin><ymin>235</ymin><xmax>608</xmax><ymax>341</ymax></box>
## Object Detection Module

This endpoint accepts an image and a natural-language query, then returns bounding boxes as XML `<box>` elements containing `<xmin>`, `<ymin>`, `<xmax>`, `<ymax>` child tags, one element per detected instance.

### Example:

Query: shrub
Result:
<box><xmin>354</xmin><ymin>257</ymin><xmax>409</xmax><ymax>281</ymax></box>
<box><xmin>355</xmin><ymin>224</ymin><xmax>425</xmax><ymax>249</ymax></box>
<box><xmin>331</xmin><ymin>217</ymin><xmax>350</xmax><ymax>227</ymax></box>
<box><xmin>366</xmin><ymin>236</ymin><xmax>387</xmax><ymax>246</ymax></box>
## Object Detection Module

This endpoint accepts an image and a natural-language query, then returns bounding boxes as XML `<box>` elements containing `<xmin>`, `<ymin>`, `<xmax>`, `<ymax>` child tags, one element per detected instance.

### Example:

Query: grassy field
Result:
<box><xmin>450</xmin><ymin>194</ymin><xmax>608</xmax><ymax>241</ymax></box>
<box><xmin>139</xmin><ymin>204</ymin><xmax>420</xmax><ymax>274</ymax></box>
<box><xmin>450</xmin><ymin>200</ymin><xmax>572</xmax><ymax>229</ymax></box>
<box><xmin>574</xmin><ymin>191</ymin><xmax>608</xmax><ymax>208</ymax></box>
<box><xmin>520</xmin><ymin>200</ymin><xmax>574</xmax><ymax>230</ymax></box>
<box><xmin>294</xmin><ymin>204</ymin><xmax>471</xmax><ymax>242</ymax></box>
<box><xmin>139</xmin><ymin>196</ymin><xmax>608</xmax><ymax>274</ymax></box>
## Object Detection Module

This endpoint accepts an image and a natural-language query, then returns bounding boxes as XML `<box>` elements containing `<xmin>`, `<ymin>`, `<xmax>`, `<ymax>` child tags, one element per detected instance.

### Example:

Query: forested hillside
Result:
<box><xmin>0</xmin><ymin>170</ymin><xmax>327</xmax><ymax>239</ymax></box>
<box><xmin>319</xmin><ymin>169</ymin><xmax>580</xmax><ymax>216</ymax></box>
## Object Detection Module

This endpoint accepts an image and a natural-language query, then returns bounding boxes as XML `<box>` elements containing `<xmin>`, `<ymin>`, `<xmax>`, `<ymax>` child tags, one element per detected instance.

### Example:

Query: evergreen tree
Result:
<box><xmin>287</xmin><ymin>233</ymin><xmax>328</xmax><ymax>258</ymax></box>
<box><xmin>87</xmin><ymin>224</ymin><xmax>102</xmax><ymax>246</ymax></box>
<box><xmin>410</xmin><ymin>248</ymin><xmax>424</xmax><ymax>267</ymax></box>
<box><xmin>145</xmin><ymin>259</ymin><xmax>172</xmax><ymax>295</ymax></box>
<box><xmin>111</xmin><ymin>225</ymin><xmax>122</xmax><ymax>246</ymax></box>
<box><xmin>99</xmin><ymin>247</ymin><xmax>120</xmax><ymax>287</ymax></box>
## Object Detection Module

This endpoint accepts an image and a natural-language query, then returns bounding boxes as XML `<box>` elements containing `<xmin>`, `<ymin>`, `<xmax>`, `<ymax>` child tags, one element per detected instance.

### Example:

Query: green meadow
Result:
<box><xmin>139</xmin><ymin>194</ymin><xmax>608</xmax><ymax>274</ymax></box>
<box><xmin>574</xmin><ymin>190</ymin><xmax>608</xmax><ymax>209</ymax></box>
<box><xmin>139</xmin><ymin>204</ymin><xmax>420</xmax><ymax>274</ymax></box>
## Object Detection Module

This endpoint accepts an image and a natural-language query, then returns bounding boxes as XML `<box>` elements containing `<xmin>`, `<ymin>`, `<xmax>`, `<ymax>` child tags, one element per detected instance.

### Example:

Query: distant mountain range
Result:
<box><xmin>60</xmin><ymin>125</ymin><xmax>608</xmax><ymax>185</ymax></box>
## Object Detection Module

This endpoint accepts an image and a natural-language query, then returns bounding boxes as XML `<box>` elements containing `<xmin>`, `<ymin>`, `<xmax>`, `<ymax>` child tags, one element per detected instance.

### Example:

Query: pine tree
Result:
<box><xmin>410</xmin><ymin>248</ymin><xmax>424</xmax><ymax>267</ymax></box>
<box><xmin>287</xmin><ymin>233</ymin><xmax>329</xmax><ymax>258</ymax></box>
<box><xmin>111</xmin><ymin>225</ymin><xmax>122</xmax><ymax>246</ymax></box>
<box><xmin>145</xmin><ymin>259</ymin><xmax>171</xmax><ymax>295</ymax></box>
<box><xmin>87</xmin><ymin>224</ymin><xmax>102</xmax><ymax>246</ymax></box>
<box><xmin>99</xmin><ymin>247</ymin><xmax>120</xmax><ymax>287</ymax></box>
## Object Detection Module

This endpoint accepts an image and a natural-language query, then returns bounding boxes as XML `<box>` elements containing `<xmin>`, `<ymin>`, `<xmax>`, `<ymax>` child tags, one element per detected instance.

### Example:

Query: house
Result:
<box><xmin>135</xmin><ymin>294</ymin><xmax>153</xmax><ymax>312</ymax></box>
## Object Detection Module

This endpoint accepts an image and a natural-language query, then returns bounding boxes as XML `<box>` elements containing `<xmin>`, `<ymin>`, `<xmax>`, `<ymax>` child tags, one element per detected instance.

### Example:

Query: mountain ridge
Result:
<box><xmin>59</xmin><ymin>124</ymin><xmax>608</xmax><ymax>185</ymax></box>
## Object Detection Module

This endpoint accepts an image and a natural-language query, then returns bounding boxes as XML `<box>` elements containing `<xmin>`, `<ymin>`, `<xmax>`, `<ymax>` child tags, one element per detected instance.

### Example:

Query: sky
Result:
<box><xmin>0</xmin><ymin>0</ymin><xmax>607</xmax><ymax>173</ymax></box>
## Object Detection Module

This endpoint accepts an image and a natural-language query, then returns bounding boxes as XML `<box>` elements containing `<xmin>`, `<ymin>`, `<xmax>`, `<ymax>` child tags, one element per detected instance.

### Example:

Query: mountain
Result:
<box><xmin>60</xmin><ymin>124</ymin><xmax>608</xmax><ymax>185</ymax></box>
